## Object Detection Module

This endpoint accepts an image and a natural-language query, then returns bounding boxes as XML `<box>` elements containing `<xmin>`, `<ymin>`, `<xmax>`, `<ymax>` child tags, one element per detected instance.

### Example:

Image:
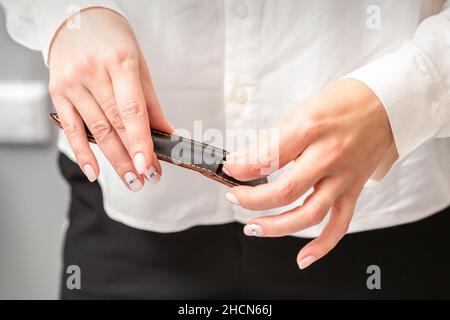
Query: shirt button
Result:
<box><xmin>232</xmin><ymin>86</ymin><xmax>248</xmax><ymax>104</ymax></box>
<box><xmin>233</xmin><ymin>1</ymin><xmax>249</xmax><ymax>18</ymax></box>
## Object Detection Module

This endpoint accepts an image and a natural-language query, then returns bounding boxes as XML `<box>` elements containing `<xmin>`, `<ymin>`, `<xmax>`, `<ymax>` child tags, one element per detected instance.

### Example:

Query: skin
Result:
<box><xmin>223</xmin><ymin>79</ymin><xmax>396</xmax><ymax>269</ymax></box>
<box><xmin>48</xmin><ymin>8</ymin><xmax>173</xmax><ymax>189</ymax></box>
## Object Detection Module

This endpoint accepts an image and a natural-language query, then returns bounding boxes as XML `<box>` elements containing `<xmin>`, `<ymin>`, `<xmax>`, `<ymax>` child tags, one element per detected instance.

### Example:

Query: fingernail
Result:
<box><xmin>243</xmin><ymin>224</ymin><xmax>264</xmax><ymax>237</ymax></box>
<box><xmin>133</xmin><ymin>152</ymin><xmax>146</xmax><ymax>175</ymax></box>
<box><xmin>145</xmin><ymin>166</ymin><xmax>160</xmax><ymax>184</ymax></box>
<box><xmin>124</xmin><ymin>172</ymin><xmax>143</xmax><ymax>192</ymax></box>
<box><xmin>298</xmin><ymin>255</ymin><xmax>316</xmax><ymax>270</ymax></box>
<box><xmin>222</xmin><ymin>166</ymin><xmax>231</xmax><ymax>176</ymax></box>
<box><xmin>225</xmin><ymin>152</ymin><xmax>240</xmax><ymax>164</ymax></box>
<box><xmin>225</xmin><ymin>192</ymin><xmax>239</xmax><ymax>205</ymax></box>
<box><xmin>83</xmin><ymin>164</ymin><xmax>97</xmax><ymax>182</ymax></box>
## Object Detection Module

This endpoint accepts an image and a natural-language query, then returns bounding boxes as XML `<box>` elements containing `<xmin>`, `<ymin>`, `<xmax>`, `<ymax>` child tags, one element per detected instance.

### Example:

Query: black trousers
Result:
<box><xmin>58</xmin><ymin>153</ymin><xmax>450</xmax><ymax>299</ymax></box>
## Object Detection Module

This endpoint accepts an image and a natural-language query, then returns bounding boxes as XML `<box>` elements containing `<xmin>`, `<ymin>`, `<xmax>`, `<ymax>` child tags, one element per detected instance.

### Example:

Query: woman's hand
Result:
<box><xmin>48</xmin><ymin>8</ymin><xmax>173</xmax><ymax>190</ymax></box>
<box><xmin>223</xmin><ymin>79</ymin><xmax>395</xmax><ymax>269</ymax></box>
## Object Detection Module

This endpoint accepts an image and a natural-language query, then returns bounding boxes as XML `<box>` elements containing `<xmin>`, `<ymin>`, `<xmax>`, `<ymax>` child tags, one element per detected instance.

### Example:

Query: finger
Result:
<box><xmin>146</xmin><ymin>152</ymin><xmax>161</xmax><ymax>183</ymax></box>
<box><xmin>51</xmin><ymin>95</ymin><xmax>99</xmax><ymax>182</ymax></box>
<box><xmin>243</xmin><ymin>178</ymin><xmax>342</xmax><ymax>237</ymax></box>
<box><xmin>223</xmin><ymin>117</ymin><xmax>317</xmax><ymax>181</ymax></box>
<box><xmin>85</xmin><ymin>71</ymin><xmax>130</xmax><ymax>149</ymax></box>
<box><xmin>139</xmin><ymin>51</ymin><xmax>174</xmax><ymax>133</ymax></box>
<box><xmin>86</xmin><ymin>69</ymin><xmax>160</xmax><ymax>183</ymax></box>
<box><xmin>66</xmin><ymin>87</ymin><xmax>144</xmax><ymax>192</ymax></box>
<box><xmin>108</xmin><ymin>58</ymin><xmax>158</xmax><ymax>180</ymax></box>
<box><xmin>296</xmin><ymin>194</ymin><xmax>356</xmax><ymax>270</ymax></box>
<box><xmin>226</xmin><ymin>146</ymin><xmax>325</xmax><ymax>210</ymax></box>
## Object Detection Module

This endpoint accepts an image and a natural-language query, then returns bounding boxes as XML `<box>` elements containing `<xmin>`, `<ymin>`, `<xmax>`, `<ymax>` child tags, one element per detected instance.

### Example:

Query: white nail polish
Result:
<box><xmin>222</xmin><ymin>166</ymin><xmax>231</xmax><ymax>176</ymax></box>
<box><xmin>133</xmin><ymin>153</ymin><xmax>146</xmax><ymax>175</ymax></box>
<box><xmin>225</xmin><ymin>192</ymin><xmax>239</xmax><ymax>205</ymax></box>
<box><xmin>243</xmin><ymin>224</ymin><xmax>264</xmax><ymax>237</ymax></box>
<box><xmin>298</xmin><ymin>255</ymin><xmax>316</xmax><ymax>270</ymax></box>
<box><xmin>145</xmin><ymin>166</ymin><xmax>160</xmax><ymax>184</ymax></box>
<box><xmin>225</xmin><ymin>153</ymin><xmax>239</xmax><ymax>165</ymax></box>
<box><xmin>124</xmin><ymin>172</ymin><xmax>143</xmax><ymax>192</ymax></box>
<box><xmin>83</xmin><ymin>164</ymin><xmax>97</xmax><ymax>182</ymax></box>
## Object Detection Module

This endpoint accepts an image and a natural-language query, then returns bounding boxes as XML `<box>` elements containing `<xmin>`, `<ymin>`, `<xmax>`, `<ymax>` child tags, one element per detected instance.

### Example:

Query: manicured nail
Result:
<box><xmin>222</xmin><ymin>166</ymin><xmax>231</xmax><ymax>176</ymax></box>
<box><xmin>243</xmin><ymin>224</ymin><xmax>264</xmax><ymax>237</ymax></box>
<box><xmin>145</xmin><ymin>166</ymin><xmax>160</xmax><ymax>184</ymax></box>
<box><xmin>225</xmin><ymin>152</ymin><xmax>240</xmax><ymax>165</ymax></box>
<box><xmin>298</xmin><ymin>256</ymin><xmax>316</xmax><ymax>270</ymax></box>
<box><xmin>124</xmin><ymin>172</ymin><xmax>142</xmax><ymax>192</ymax></box>
<box><xmin>225</xmin><ymin>192</ymin><xmax>239</xmax><ymax>205</ymax></box>
<box><xmin>133</xmin><ymin>152</ymin><xmax>146</xmax><ymax>175</ymax></box>
<box><xmin>83</xmin><ymin>164</ymin><xmax>97</xmax><ymax>182</ymax></box>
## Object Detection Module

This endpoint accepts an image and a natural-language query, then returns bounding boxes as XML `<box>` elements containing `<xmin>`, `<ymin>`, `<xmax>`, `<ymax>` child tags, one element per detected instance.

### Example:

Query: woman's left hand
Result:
<box><xmin>223</xmin><ymin>79</ymin><xmax>395</xmax><ymax>269</ymax></box>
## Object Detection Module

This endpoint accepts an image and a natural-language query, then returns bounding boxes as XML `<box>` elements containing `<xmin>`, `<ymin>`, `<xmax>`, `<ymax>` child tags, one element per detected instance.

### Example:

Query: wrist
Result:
<box><xmin>339</xmin><ymin>78</ymin><xmax>394</xmax><ymax>151</ymax></box>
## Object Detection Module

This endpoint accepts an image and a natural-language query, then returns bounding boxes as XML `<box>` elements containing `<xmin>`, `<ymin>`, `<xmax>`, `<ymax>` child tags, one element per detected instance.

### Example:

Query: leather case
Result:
<box><xmin>49</xmin><ymin>113</ymin><xmax>267</xmax><ymax>187</ymax></box>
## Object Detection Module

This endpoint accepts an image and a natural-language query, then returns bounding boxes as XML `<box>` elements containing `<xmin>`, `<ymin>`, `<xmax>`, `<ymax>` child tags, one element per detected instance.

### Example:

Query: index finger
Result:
<box><xmin>226</xmin><ymin>146</ymin><xmax>325</xmax><ymax>210</ymax></box>
<box><xmin>108</xmin><ymin>58</ymin><xmax>158</xmax><ymax>179</ymax></box>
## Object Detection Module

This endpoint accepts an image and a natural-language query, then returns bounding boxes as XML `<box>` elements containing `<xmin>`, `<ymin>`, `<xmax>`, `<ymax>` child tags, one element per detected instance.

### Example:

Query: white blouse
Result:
<box><xmin>2</xmin><ymin>0</ymin><xmax>450</xmax><ymax>237</ymax></box>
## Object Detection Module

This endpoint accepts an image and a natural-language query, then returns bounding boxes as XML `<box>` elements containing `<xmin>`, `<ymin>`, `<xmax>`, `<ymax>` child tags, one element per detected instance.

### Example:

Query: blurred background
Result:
<box><xmin>0</xmin><ymin>7</ymin><xmax>68</xmax><ymax>299</ymax></box>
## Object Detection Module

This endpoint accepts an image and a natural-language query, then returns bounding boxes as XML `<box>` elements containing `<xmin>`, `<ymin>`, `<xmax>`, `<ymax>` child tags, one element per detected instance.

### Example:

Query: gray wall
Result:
<box><xmin>0</xmin><ymin>8</ymin><xmax>68</xmax><ymax>299</ymax></box>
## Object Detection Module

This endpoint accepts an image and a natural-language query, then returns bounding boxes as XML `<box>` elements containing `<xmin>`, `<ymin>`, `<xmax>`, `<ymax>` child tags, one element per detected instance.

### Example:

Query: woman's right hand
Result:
<box><xmin>48</xmin><ymin>7</ymin><xmax>173</xmax><ymax>191</ymax></box>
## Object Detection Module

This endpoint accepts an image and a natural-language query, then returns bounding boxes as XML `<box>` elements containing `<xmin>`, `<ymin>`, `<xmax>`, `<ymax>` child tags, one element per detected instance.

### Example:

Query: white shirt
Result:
<box><xmin>2</xmin><ymin>0</ymin><xmax>450</xmax><ymax>237</ymax></box>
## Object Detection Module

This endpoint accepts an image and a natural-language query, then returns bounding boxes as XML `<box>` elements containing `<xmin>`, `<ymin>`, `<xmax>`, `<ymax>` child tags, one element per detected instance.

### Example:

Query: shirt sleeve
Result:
<box><xmin>344</xmin><ymin>3</ymin><xmax>450</xmax><ymax>180</ymax></box>
<box><xmin>0</xmin><ymin>0</ymin><xmax>125</xmax><ymax>66</ymax></box>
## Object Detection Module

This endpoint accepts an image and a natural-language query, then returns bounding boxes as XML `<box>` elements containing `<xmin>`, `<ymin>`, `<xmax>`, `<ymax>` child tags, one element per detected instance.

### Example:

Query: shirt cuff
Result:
<box><xmin>31</xmin><ymin>0</ymin><xmax>126</xmax><ymax>66</ymax></box>
<box><xmin>343</xmin><ymin>41</ymin><xmax>447</xmax><ymax>181</ymax></box>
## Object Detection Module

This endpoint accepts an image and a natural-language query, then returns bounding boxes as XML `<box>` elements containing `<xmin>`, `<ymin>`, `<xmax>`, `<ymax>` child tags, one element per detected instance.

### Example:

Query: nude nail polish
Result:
<box><xmin>83</xmin><ymin>164</ymin><xmax>97</xmax><ymax>182</ymax></box>
<box><xmin>298</xmin><ymin>256</ymin><xmax>316</xmax><ymax>270</ymax></box>
<box><xmin>145</xmin><ymin>166</ymin><xmax>160</xmax><ymax>184</ymax></box>
<box><xmin>243</xmin><ymin>224</ymin><xmax>264</xmax><ymax>237</ymax></box>
<box><xmin>124</xmin><ymin>172</ymin><xmax>142</xmax><ymax>192</ymax></box>
<box><xmin>222</xmin><ymin>166</ymin><xmax>231</xmax><ymax>176</ymax></box>
<box><xmin>133</xmin><ymin>153</ymin><xmax>146</xmax><ymax>175</ymax></box>
<box><xmin>225</xmin><ymin>192</ymin><xmax>239</xmax><ymax>205</ymax></box>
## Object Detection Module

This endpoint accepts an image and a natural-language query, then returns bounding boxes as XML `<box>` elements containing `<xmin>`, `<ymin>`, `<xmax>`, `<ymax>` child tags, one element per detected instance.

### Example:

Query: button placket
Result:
<box><xmin>224</xmin><ymin>0</ymin><xmax>262</xmax><ymax>130</ymax></box>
